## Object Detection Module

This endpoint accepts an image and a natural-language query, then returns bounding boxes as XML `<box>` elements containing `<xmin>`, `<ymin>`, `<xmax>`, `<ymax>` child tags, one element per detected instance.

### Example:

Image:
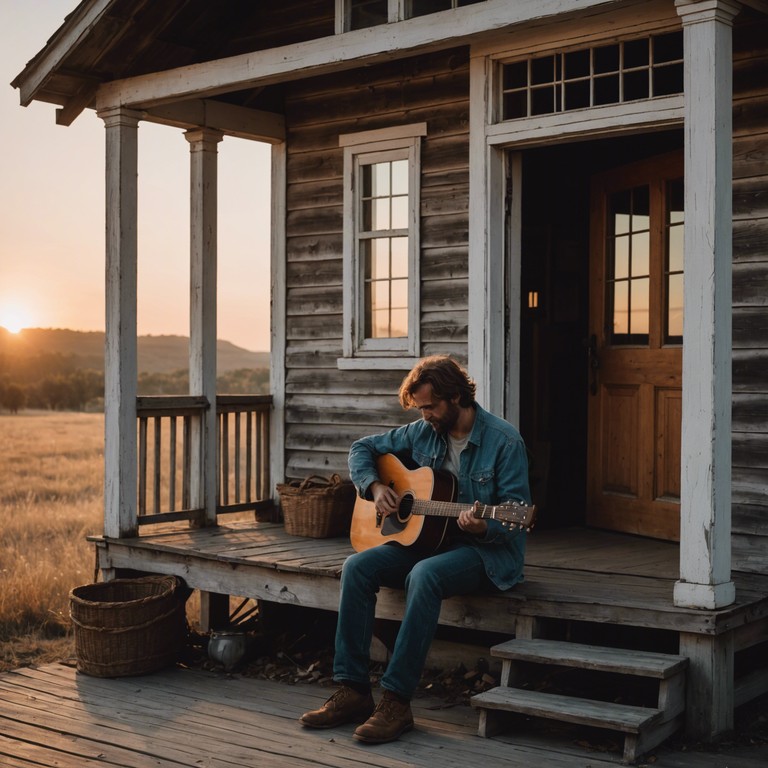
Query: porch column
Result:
<box><xmin>673</xmin><ymin>0</ymin><xmax>739</xmax><ymax>611</ymax></box>
<box><xmin>99</xmin><ymin>107</ymin><xmax>141</xmax><ymax>539</ymax></box>
<box><xmin>185</xmin><ymin>128</ymin><xmax>223</xmax><ymax>527</ymax></box>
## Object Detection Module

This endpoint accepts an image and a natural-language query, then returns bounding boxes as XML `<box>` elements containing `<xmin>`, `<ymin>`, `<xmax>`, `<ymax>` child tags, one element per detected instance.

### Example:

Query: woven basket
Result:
<box><xmin>70</xmin><ymin>575</ymin><xmax>186</xmax><ymax>678</ymax></box>
<box><xmin>277</xmin><ymin>473</ymin><xmax>356</xmax><ymax>538</ymax></box>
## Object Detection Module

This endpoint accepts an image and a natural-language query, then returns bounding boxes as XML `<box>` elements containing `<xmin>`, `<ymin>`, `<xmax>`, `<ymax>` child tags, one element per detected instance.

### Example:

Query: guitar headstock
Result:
<box><xmin>495</xmin><ymin>500</ymin><xmax>537</xmax><ymax>531</ymax></box>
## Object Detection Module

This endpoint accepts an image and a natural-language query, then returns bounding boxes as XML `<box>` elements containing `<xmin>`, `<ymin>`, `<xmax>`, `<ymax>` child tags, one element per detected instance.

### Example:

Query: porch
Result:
<box><xmin>90</xmin><ymin>520</ymin><xmax>768</xmax><ymax>750</ymax></box>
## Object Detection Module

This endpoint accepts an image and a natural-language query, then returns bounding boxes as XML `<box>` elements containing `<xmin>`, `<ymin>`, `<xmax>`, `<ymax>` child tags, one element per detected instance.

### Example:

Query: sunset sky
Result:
<box><xmin>0</xmin><ymin>0</ymin><xmax>272</xmax><ymax>352</ymax></box>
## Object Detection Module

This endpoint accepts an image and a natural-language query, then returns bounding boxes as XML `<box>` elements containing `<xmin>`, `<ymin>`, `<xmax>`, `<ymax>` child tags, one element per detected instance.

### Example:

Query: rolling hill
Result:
<box><xmin>0</xmin><ymin>328</ymin><xmax>268</xmax><ymax>374</ymax></box>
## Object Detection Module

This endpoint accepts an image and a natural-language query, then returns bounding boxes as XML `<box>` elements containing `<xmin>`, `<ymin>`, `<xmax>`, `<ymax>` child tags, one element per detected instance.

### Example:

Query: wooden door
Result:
<box><xmin>587</xmin><ymin>152</ymin><xmax>683</xmax><ymax>540</ymax></box>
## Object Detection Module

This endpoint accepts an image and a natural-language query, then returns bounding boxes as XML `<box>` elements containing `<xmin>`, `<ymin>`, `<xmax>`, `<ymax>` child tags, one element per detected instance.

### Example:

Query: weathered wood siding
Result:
<box><xmin>282</xmin><ymin>49</ymin><xmax>470</xmax><ymax>479</ymax></box>
<box><xmin>732</xmin><ymin>13</ymin><xmax>768</xmax><ymax>574</ymax></box>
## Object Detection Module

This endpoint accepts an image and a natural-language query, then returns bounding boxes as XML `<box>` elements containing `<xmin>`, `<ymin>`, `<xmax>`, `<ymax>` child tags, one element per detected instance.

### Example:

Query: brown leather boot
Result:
<box><xmin>299</xmin><ymin>686</ymin><xmax>375</xmax><ymax>729</ymax></box>
<box><xmin>353</xmin><ymin>690</ymin><xmax>414</xmax><ymax>743</ymax></box>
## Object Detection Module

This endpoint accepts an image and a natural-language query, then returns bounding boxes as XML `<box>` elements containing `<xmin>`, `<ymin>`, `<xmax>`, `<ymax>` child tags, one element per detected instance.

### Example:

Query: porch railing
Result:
<box><xmin>136</xmin><ymin>394</ymin><xmax>273</xmax><ymax>527</ymax></box>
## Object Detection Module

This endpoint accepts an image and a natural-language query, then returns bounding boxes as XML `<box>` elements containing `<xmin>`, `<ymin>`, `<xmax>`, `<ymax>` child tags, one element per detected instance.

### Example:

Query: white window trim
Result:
<box><xmin>339</xmin><ymin>123</ymin><xmax>426</xmax><ymax>368</ymax></box>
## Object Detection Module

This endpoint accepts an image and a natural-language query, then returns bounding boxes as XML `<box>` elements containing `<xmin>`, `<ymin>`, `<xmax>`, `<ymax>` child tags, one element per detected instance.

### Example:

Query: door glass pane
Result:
<box><xmin>631</xmin><ymin>277</ymin><xmax>650</xmax><ymax>335</ymax></box>
<box><xmin>665</xmin><ymin>177</ymin><xmax>684</xmax><ymax>342</ymax></box>
<box><xmin>608</xmin><ymin>185</ymin><xmax>650</xmax><ymax>344</ymax></box>
<box><xmin>668</xmin><ymin>273</ymin><xmax>684</xmax><ymax>338</ymax></box>
<box><xmin>631</xmin><ymin>232</ymin><xmax>650</xmax><ymax>277</ymax></box>
<box><xmin>613</xmin><ymin>281</ymin><xmax>629</xmax><ymax>335</ymax></box>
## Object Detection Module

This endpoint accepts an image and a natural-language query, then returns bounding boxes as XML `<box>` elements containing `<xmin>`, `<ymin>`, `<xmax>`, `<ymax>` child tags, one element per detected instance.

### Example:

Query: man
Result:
<box><xmin>300</xmin><ymin>355</ymin><xmax>531</xmax><ymax>743</ymax></box>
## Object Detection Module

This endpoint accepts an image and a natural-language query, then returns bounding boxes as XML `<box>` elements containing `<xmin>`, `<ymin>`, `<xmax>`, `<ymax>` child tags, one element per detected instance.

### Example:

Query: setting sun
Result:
<box><xmin>0</xmin><ymin>301</ymin><xmax>34</xmax><ymax>334</ymax></box>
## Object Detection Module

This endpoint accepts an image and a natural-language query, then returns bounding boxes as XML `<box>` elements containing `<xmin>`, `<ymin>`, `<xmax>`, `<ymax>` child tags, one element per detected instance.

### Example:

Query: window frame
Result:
<box><xmin>340</xmin><ymin>124</ymin><xmax>426</xmax><ymax>365</ymax></box>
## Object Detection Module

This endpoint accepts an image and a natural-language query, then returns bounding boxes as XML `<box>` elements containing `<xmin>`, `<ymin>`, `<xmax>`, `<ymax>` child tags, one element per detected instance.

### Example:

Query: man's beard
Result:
<box><xmin>430</xmin><ymin>401</ymin><xmax>460</xmax><ymax>435</ymax></box>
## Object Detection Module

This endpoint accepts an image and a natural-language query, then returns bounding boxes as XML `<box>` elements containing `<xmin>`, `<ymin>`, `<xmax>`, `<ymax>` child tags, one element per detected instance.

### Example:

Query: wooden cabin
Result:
<box><xmin>12</xmin><ymin>0</ymin><xmax>768</xmax><ymax>759</ymax></box>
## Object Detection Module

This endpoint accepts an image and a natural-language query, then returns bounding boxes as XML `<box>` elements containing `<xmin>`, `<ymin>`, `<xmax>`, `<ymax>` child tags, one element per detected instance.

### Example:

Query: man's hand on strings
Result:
<box><xmin>371</xmin><ymin>481</ymin><xmax>399</xmax><ymax>518</ymax></box>
<box><xmin>457</xmin><ymin>502</ymin><xmax>487</xmax><ymax>535</ymax></box>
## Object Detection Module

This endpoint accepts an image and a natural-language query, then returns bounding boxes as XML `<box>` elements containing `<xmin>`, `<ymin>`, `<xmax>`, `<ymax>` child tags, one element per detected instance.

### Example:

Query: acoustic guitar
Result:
<box><xmin>350</xmin><ymin>453</ymin><xmax>536</xmax><ymax>554</ymax></box>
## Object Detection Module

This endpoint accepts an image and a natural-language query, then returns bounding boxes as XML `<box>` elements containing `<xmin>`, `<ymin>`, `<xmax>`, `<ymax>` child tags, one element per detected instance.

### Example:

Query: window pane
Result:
<box><xmin>613</xmin><ymin>281</ymin><xmax>629</xmax><ymax>335</ymax></box>
<box><xmin>373</xmin><ymin>198</ymin><xmax>390</xmax><ymax>230</ymax></box>
<box><xmin>531</xmin><ymin>85</ymin><xmax>555</xmax><ymax>115</ymax></box>
<box><xmin>653</xmin><ymin>31</ymin><xmax>683</xmax><ymax>64</ymax></box>
<box><xmin>531</xmin><ymin>56</ymin><xmax>555</xmax><ymax>85</ymax></box>
<box><xmin>653</xmin><ymin>63</ymin><xmax>683</xmax><ymax>97</ymax></box>
<box><xmin>371</xmin><ymin>162</ymin><xmax>390</xmax><ymax>196</ymax></box>
<box><xmin>565</xmin><ymin>49</ymin><xmax>590</xmax><ymax>79</ymax></box>
<box><xmin>594</xmin><ymin>74</ymin><xmax>619</xmax><ymax>105</ymax></box>
<box><xmin>391</xmin><ymin>277</ymin><xmax>408</xmax><ymax>309</ymax></box>
<box><xmin>594</xmin><ymin>44</ymin><xmax>619</xmax><ymax>73</ymax></box>
<box><xmin>668</xmin><ymin>178</ymin><xmax>684</xmax><ymax>224</ymax></box>
<box><xmin>372</xmin><ymin>280</ymin><xmax>389</xmax><ymax>314</ymax></box>
<box><xmin>631</xmin><ymin>232</ymin><xmax>650</xmax><ymax>277</ymax></box>
<box><xmin>624</xmin><ymin>69</ymin><xmax>649</xmax><ymax>101</ymax></box>
<box><xmin>667</xmin><ymin>273</ymin><xmax>684</xmax><ymax>338</ymax></box>
<box><xmin>504</xmin><ymin>61</ymin><xmax>528</xmax><ymax>89</ymax></box>
<box><xmin>391</xmin><ymin>237</ymin><xmax>408</xmax><ymax>278</ymax></box>
<box><xmin>391</xmin><ymin>160</ymin><xmax>408</xmax><ymax>195</ymax></box>
<box><xmin>391</xmin><ymin>195</ymin><xmax>408</xmax><ymax>229</ymax></box>
<box><xmin>624</xmin><ymin>38</ymin><xmax>649</xmax><ymax>68</ymax></box>
<box><xmin>630</xmin><ymin>278</ymin><xmax>650</xmax><ymax>335</ymax></box>
<box><xmin>371</xmin><ymin>309</ymin><xmax>389</xmax><ymax>338</ymax></box>
<box><xmin>390</xmin><ymin>308</ymin><xmax>408</xmax><ymax>338</ymax></box>
<box><xmin>350</xmin><ymin>0</ymin><xmax>387</xmax><ymax>29</ymax></box>
<box><xmin>614</xmin><ymin>237</ymin><xmax>629</xmax><ymax>280</ymax></box>
<box><xmin>371</xmin><ymin>239</ymin><xmax>390</xmax><ymax>279</ymax></box>
<box><xmin>565</xmin><ymin>79</ymin><xmax>590</xmax><ymax>110</ymax></box>
<box><xmin>503</xmin><ymin>91</ymin><xmax>528</xmax><ymax>119</ymax></box>
<box><xmin>410</xmin><ymin>0</ymin><xmax>451</xmax><ymax>16</ymax></box>
<box><xmin>632</xmin><ymin>186</ymin><xmax>650</xmax><ymax>230</ymax></box>
<box><xmin>611</xmin><ymin>190</ymin><xmax>631</xmax><ymax>235</ymax></box>
<box><xmin>668</xmin><ymin>225</ymin><xmax>684</xmax><ymax>273</ymax></box>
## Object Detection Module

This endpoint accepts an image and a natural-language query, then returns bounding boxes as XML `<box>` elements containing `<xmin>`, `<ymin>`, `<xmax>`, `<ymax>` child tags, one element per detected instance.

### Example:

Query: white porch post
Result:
<box><xmin>185</xmin><ymin>128</ymin><xmax>223</xmax><ymax>526</ymax></box>
<box><xmin>99</xmin><ymin>107</ymin><xmax>141</xmax><ymax>539</ymax></box>
<box><xmin>673</xmin><ymin>0</ymin><xmax>739</xmax><ymax>611</ymax></box>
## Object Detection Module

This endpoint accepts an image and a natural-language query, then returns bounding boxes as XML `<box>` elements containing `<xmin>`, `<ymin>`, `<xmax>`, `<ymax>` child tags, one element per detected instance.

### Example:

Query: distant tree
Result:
<box><xmin>2</xmin><ymin>383</ymin><xmax>25</xmax><ymax>414</ymax></box>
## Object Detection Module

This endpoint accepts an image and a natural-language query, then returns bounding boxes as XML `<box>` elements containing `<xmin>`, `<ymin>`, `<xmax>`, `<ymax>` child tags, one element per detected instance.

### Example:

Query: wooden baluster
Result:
<box><xmin>138</xmin><ymin>416</ymin><xmax>148</xmax><ymax>516</ymax></box>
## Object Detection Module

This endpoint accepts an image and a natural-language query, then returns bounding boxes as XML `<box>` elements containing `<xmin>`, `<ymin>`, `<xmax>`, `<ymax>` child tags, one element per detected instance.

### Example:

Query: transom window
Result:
<box><xmin>341</xmin><ymin>125</ymin><xmax>425</xmax><ymax>360</ymax></box>
<box><xmin>344</xmin><ymin>0</ymin><xmax>485</xmax><ymax>31</ymax></box>
<box><xmin>501</xmin><ymin>31</ymin><xmax>683</xmax><ymax>120</ymax></box>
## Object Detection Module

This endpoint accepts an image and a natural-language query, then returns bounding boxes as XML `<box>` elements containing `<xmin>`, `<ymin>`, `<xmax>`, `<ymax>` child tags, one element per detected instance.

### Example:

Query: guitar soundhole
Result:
<box><xmin>381</xmin><ymin>493</ymin><xmax>413</xmax><ymax>536</ymax></box>
<box><xmin>398</xmin><ymin>494</ymin><xmax>414</xmax><ymax>522</ymax></box>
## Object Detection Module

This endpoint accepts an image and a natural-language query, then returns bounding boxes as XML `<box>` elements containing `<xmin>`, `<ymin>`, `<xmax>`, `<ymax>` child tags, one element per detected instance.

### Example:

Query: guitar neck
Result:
<box><xmin>411</xmin><ymin>498</ymin><xmax>493</xmax><ymax>520</ymax></box>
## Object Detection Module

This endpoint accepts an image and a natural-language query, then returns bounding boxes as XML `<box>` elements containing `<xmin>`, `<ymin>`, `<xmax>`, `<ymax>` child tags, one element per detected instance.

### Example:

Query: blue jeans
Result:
<box><xmin>333</xmin><ymin>542</ymin><xmax>492</xmax><ymax>699</ymax></box>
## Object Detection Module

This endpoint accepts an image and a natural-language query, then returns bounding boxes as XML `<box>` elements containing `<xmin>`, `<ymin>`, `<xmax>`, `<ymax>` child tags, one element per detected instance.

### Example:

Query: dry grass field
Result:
<box><xmin>0</xmin><ymin>411</ymin><xmax>104</xmax><ymax>671</ymax></box>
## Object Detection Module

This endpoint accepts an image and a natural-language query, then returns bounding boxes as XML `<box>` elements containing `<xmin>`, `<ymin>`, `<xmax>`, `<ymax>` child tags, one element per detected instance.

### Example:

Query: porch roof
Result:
<box><xmin>12</xmin><ymin>0</ymin><xmax>638</xmax><ymax>125</ymax></box>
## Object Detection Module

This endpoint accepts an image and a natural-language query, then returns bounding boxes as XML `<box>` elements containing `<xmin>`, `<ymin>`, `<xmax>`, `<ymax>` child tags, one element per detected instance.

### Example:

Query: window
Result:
<box><xmin>339</xmin><ymin>0</ymin><xmax>485</xmax><ymax>31</ymax></box>
<box><xmin>340</xmin><ymin>125</ymin><xmax>426</xmax><ymax>361</ymax></box>
<box><xmin>501</xmin><ymin>31</ymin><xmax>683</xmax><ymax>120</ymax></box>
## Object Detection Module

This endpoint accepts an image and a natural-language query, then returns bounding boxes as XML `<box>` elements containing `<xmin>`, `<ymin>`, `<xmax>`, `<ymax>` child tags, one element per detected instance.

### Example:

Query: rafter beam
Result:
<box><xmin>96</xmin><ymin>0</ymin><xmax>622</xmax><ymax>110</ymax></box>
<box><xmin>142</xmin><ymin>100</ymin><xmax>285</xmax><ymax>143</ymax></box>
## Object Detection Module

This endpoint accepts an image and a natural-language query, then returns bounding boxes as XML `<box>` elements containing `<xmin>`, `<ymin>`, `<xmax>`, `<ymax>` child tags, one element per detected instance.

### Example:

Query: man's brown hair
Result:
<box><xmin>398</xmin><ymin>355</ymin><xmax>476</xmax><ymax>409</ymax></box>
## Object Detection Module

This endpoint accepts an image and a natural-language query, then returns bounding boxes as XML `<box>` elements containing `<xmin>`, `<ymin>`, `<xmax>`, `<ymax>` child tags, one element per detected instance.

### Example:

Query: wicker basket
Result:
<box><xmin>277</xmin><ymin>473</ymin><xmax>356</xmax><ymax>538</ymax></box>
<box><xmin>70</xmin><ymin>575</ymin><xmax>186</xmax><ymax>678</ymax></box>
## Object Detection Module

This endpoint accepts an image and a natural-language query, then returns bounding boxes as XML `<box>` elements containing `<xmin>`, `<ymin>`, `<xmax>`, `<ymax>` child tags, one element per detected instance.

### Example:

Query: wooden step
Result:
<box><xmin>471</xmin><ymin>685</ymin><xmax>682</xmax><ymax>763</ymax></box>
<box><xmin>491</xmin><ymin>638</ymin><xmax>688</xmax><ymax>679</ymax></box>
<box><xmin>471</xmin><ymin>686</ymin><xmax>663</xmax><ymax>733</ymax></box>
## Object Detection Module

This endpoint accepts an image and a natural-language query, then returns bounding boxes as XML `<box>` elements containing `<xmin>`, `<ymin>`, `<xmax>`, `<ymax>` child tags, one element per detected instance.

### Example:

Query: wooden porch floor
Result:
<box><xmin>1</xmin><ymin>661</ymin><xmax>767</xmax><ymax>768</ymax></box>
<box><xmin>93</xmin><ymin>523</ymin><xmax>768</xmax><ymax>638</ymax></box>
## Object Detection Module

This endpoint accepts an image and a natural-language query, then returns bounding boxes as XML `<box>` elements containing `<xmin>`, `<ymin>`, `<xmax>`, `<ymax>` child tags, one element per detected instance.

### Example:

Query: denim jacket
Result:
<box><xmin>348</xmin><ymin>403</ymin><xmax>531</xmax><ymax>590</ymax></box>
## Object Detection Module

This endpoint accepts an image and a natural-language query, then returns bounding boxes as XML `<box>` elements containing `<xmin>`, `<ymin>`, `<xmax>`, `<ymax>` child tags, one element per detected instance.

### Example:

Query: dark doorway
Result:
<box><xmin>516</xmin><ymin>129</ymin><xmax>683</xmax><ymax>530</ymax></box>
